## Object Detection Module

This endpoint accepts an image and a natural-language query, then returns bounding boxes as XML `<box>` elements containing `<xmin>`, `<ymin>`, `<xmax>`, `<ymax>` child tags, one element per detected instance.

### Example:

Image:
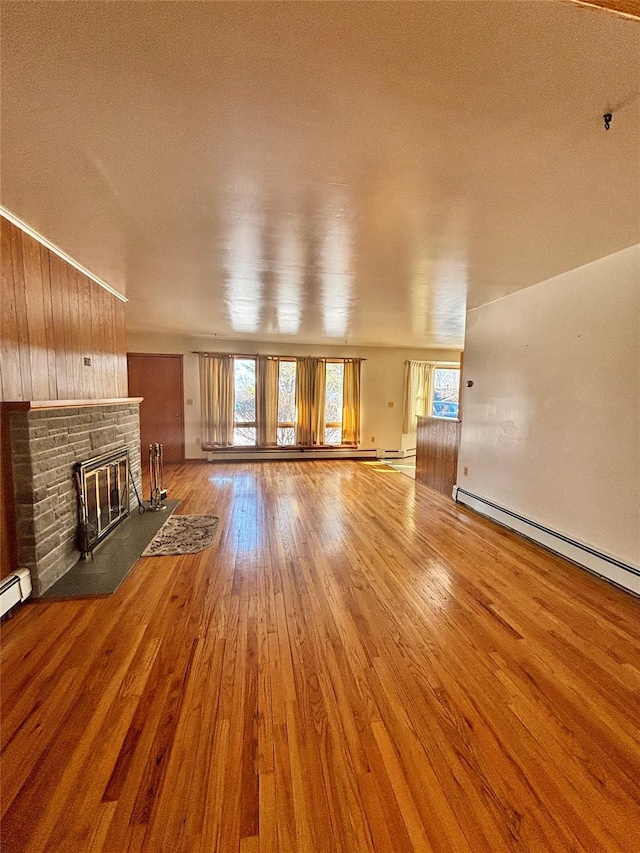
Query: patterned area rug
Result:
<box><xmin>142</xmin><ymin>514</ymin><xmax>220</xmax><ymax>556</ymax></box>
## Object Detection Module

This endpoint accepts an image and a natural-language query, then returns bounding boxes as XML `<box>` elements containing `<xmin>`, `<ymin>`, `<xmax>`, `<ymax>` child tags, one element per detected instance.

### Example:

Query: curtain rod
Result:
<box><xmin>192</xmin><ymin>351</ymin><xmax>366</xmax><ymax>360</ymax></box>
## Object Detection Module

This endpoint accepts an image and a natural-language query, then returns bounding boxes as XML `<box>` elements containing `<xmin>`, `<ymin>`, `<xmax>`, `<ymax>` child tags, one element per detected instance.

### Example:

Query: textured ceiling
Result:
<box><xmin>2</xmin><ymin>1</ymin><xmax>639</xmax><ymax>349</ymax></box>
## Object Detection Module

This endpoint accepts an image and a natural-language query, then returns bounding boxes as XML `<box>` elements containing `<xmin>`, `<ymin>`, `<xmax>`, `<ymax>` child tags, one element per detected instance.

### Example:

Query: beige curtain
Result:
<box><xmin>199</xmin><ymin>353</ymin><xmax>235</xmax><ymax>447</ymax></box>
<box><xmin>256</xmin><ymin>355</ymin><xmax>279</xmax><ymax>446</ymax></box>
<box><xmin>295</xmin><ymin>357</ymin><xmax>314</xmax><ymax>446</ymax></box>
<box><xmin>311</xmin><ymin>358</ymin><xmax>326</xmax><ymax>445</ymax></box>
<box><xmin>296</xmin><ymin>357</ymin><xmax>326</xmax><ymax>445</ymax></box>
<box><xmin>402</xmin><ymin>360</ymin><xmax>434</xmax><ymax>434</ymax></box>
<box><xmin>342</xmin><ymin>358</ymin><xmax>361</xmax><ymax>445</ymax></box>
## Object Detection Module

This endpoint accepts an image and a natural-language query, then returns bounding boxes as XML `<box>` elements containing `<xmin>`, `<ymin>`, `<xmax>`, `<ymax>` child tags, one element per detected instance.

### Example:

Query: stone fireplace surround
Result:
<box><xmin>6</xmin><ymin>399</ymin><xmax>143</xmax><ymax>596</ymax></box>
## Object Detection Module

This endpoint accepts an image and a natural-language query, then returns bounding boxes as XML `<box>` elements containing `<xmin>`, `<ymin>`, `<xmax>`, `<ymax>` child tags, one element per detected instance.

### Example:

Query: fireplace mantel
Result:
<box><xmin>2</xmin><ymin>397</ymin><xmax>143</xmax><ymax>412</ymax></box>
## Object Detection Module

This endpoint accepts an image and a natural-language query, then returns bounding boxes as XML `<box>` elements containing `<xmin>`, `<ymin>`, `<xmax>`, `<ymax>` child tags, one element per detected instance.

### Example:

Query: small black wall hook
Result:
<box><xmin>603</xmin><ymin>113</ymin><xmax>612</xmax><ymax>131</ymax></box>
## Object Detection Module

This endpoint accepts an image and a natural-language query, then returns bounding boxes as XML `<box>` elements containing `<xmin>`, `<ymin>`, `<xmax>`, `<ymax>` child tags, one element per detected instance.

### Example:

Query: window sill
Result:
<box><xmin>417</xmin><ymin>415</ymin><xmax>461</xmax><ymax>423</ymax></box>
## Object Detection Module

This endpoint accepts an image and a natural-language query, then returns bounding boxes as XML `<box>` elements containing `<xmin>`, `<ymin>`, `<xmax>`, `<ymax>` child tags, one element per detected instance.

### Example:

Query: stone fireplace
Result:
<box><xmin>5</xmin><ymin>399</ymin><xmax>142</xmax><ymax>596</ymax></box>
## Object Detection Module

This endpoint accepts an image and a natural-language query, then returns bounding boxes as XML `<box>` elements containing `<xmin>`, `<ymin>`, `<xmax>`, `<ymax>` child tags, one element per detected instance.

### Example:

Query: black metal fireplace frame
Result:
<box><xmin>74</xmin><ymin>447</ymin><xmax>131</xmax><ymax>547</ymax></box>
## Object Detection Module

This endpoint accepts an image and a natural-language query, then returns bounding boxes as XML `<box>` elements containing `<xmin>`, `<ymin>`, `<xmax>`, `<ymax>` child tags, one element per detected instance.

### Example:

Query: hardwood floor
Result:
<box><xmin>2</xmin><ymin>460</ymin><xmax>640</xmax><ymax>852</ymax></box>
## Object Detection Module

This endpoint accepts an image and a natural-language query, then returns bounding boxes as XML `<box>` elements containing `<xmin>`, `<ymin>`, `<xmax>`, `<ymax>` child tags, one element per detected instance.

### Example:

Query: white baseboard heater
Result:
<box><xmin>205</xmin><ymin>448</ymin><xmax>380</xmax><ymax>462</ymax></box>
<box><xmin>452</xmin><ymin>486</ymin><xmax>640</xmax><ymax>596</ymax></box>
<box><xmin>0</xmin><ymin>569</ymin><xmax>33</xmax><ymax>618</ymax></box>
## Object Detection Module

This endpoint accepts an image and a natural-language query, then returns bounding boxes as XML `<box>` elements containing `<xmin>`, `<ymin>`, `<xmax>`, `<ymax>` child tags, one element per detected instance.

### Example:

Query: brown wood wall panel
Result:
<box><xmin>11</xmin><ymin>223</ymin><xmax>33</xmax><ymax>400</ymax></box>
<box><xmin>0</xmin><ymin>222</ymin><xmax>21</xmax><ymax>400</ymax></box>
<box><xmin>0</xmin><ymin>216</ymin><xmax>127</xmax><ymax>403</ymax></box>
<box><xmin>415</xmin><ymin>416</ymin><xmax>461</xmax><ymax>496</ymax></box>
<box><xmin>40</xmin><ymin>244</ymin><xmax>58</xmax><ymax>399</ymax></box>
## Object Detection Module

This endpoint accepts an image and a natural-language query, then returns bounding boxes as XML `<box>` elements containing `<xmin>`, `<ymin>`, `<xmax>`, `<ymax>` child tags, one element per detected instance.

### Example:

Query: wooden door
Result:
<box><xmin>127</xmin><ymin>353</ymin><xmax>185</xmax><ymax>463</ymax></box>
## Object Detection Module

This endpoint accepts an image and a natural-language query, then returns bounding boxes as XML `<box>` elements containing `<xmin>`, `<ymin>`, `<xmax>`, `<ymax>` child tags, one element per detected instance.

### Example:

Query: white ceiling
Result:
<box><xmin>2</xmin><ymin>1</ymin><xmax>638</xmax><ymax>349</ymax></box>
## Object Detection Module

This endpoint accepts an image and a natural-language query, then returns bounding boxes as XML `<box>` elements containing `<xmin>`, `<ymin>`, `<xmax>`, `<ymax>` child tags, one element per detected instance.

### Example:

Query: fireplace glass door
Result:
<box><xmin>75</xmin><ymin>448</ymin><xmax>130</xmax><ymax>544</ymax></box>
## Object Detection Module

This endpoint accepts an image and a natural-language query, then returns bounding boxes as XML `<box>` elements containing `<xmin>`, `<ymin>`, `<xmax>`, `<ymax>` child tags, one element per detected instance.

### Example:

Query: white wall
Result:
<box><xmin>125</xmin><ymin>331</ymin><xmax>460</xmax><ymax>459</ymax></box>
<box><xmin>458</xmin><ymin>244</ymin><xmax>640</xmax><ymax>568</ymax></box>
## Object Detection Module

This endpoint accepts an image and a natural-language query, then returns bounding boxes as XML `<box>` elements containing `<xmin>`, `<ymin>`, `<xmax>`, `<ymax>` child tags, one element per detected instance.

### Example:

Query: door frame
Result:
<box><xmin>127</xmin><ymin>352</ymin><xmax>186</xmax><ymax>463</ymax></box>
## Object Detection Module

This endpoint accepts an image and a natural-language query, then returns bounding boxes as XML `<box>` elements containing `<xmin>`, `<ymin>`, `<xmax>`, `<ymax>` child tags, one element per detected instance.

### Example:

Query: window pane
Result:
<box><xmin>432</xmin><ymin>368</ymin><xmax>460</xmax><ymax>419</ymax></box>
<box><xmin>277</xmin><ymin>426</ymin><xmax>296</xmax><ymax>446</ymax></box>
<box><xmin>278</xmin><ymin>360</ymin><xmax>297</xmax><ymax>424</ymax></box>
<box><xmin>234</xmin><ymin>358</ymin><xmax>256</xmax><ymax>423</ymax></box>
<box><xmin>325</xmin><ymin>362</ymin><xmax>344</xmax><ymax>425</ymax></box>
<box><xmin>324</xmin><ymin>426</ymin><xmax>342</xmax><ymax>445</ymax></box>
<box><xmin>233</xmin><ymin>426</ymin><xmax>256</xmax><ymax>446</ymax></box>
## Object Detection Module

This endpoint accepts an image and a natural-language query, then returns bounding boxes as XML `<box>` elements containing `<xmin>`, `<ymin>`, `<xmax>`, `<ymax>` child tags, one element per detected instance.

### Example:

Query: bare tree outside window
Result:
<box><xmin>432</xmin><ymin>368</ymin><xmax>460</xmax><ymax>419</ymax></box>
<box><xmin>277</xmin><ymin>360</ymin><xmax>297</xmax><ymax>445</ymax></box>
<box><xmin>228</xmin><ymin>356</ymin><xmax>351</xmax><ymax>447</ymax></box>
<box><xmin>325</xmin><ymin>361</ymin><xmax>344</xmax><ymax>444</ymax></box>
<box><xmin>234</xmin><ymin>358</ymin><xmax>257</xmax><ymax>444</ymax></box>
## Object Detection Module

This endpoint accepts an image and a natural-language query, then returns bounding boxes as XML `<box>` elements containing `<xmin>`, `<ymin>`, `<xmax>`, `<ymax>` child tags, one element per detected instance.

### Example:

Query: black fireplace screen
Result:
<box><xmin>75</xmin><ymin>448</ymin><xmax>130</xmax><ymax>545</ymax></box>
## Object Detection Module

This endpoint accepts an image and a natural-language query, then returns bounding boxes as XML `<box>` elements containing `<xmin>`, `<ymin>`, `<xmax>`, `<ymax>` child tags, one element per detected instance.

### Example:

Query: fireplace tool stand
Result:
<box><xmin>148</xmin><ymin>442</ymin><xmax>168</xmax><ymax>511</ymax></box>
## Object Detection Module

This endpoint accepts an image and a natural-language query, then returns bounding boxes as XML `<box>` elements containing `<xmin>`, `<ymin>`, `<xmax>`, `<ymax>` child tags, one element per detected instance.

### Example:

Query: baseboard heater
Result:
<box><xmin>0</xmin><ymin>569</ymin><xmax>33</xmax><ymax>618</ymax></box>
<box><xmin>452</xmin><ymin>486</ymin><xmax>640</xmax><ymax>596</ymax></box>
<box><xmin>206</xmin><ymin>448</ymin><xmax>381</xmax><ymax>462</ymax></box>
<box><xmin>204</xmin><ymin>448</ymin><xmax>410</xmax><ymax>463</ymax></box>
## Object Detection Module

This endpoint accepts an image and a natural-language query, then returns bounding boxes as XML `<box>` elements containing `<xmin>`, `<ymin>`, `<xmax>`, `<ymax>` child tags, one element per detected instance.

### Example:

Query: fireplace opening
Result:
<box><xmin>74</xmin><ymin>448</ymin><xmax>130</xmax><ymax>552</ymax></box>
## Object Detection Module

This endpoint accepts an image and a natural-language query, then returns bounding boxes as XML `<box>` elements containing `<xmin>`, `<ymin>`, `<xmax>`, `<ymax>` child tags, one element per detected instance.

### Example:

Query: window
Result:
<box><xmin>432</xmin><ymin>367</ymin><xmax>460</xmax><ymax>419</ymax></box>
<box><xmin>277</xmin><ymin>359</ymin><xmax>297</xmax><ymax>446</ymax></box>
<box><xmin>211</xmin><ymin>354</ymin><xmax>358</xmax><ymax>448</ymax></box>
<box><xmin>324</xmin><ymin>361</ymin><xmax>344</xmax><ymax>444</ymax></box>
<box><xmin>233</xmin><ymin>357</ymin><xmax>256</xmax><ymax>445</ymax></box>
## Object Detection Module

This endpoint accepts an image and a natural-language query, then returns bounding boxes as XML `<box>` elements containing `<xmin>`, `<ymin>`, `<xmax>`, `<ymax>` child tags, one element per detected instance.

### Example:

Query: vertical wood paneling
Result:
<box><xmin>115</xmin><ymin>300</ymin><xmax>127</xmax><ymax>396</ymax></box>
<box><xmin>40</xmin><ymin>244</ymin><xmax>58</xmax><ymax>399</ymax></box>
<box><xmin>10</xmin><ymin>223</ymin><xmax>33</xmax><ymax>401</ymax></box>
<box><xmin>106</xmin><ymin>292</ymin><xmax>117</xmax><ymax>395</ymax></box>
<box><xmin>60</xmin><ymin>260</ymin><xmax>75</xmax><ymax>400</ymax></box>
<box><xmin>0</xmin><ymin>215</ymin><xmax>127</xmax><ymax>402</ymax></box>
<box><xmin>77</xmin><ymin>269</ymin><xmax>91</xmax><ymax>398</ymax></box>
<box><xmin>98</xmin><ymin>286</ymin><xmax>111</xmax><ymax>399</ymax></box>
<box><xmin>90</xmin><ymin>277</ymin><xmax>103</xmax><ymax>398</ymax></box>
<box><xmin>49</xmin><ymin>253</ymin><xmax>69</xmax><ymax>399</ymax></box>
<box><xmin>70</xmin><ymin>269</ymin><xmax>85</xmax><ymax>397</ymax></box>
<box><xmin>22</xmin><ymin>230</ymin><xmax>49</xmax><ymax>400</ymax></box>
<box><xmin>0</xmin><ymin>220</ymin><xmax>21</xmax><ymax>400</ymax></box>
<box><xmin>415</xmin><ymin>416</ymin><xmax>461</xmax><ymax>496</ymax></box>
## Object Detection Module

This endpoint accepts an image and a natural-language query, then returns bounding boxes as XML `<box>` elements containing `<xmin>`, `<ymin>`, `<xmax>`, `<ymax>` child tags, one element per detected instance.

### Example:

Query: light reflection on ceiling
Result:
<box><xmin>224</xmin><ymin>196</ymin><xmax>264</xmax><ymax>334</ymax></box>
<box><xmin>276</xmin><ymin>218</ymin><xmax>303</xmax><ymax>336</ymax></box>
<box><xmin>1</xmin><ymin>2</ymin><xmax>638</xmax><ymax>350</ymax></box>
<box><xmin>321</xmin><ymin>193</ymin><xmax>354</xmax><ymax>340</ymax></box>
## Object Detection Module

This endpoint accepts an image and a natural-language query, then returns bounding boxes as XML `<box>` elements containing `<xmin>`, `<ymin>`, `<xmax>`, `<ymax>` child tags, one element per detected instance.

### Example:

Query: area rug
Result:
<box><xmin>142</xmin><ymin>514</ymin><xmax>220</xmax><ymax>556</ymax></box>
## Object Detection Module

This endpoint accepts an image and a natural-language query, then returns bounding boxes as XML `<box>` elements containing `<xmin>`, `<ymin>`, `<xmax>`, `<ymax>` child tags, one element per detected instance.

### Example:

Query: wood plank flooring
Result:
<box><xmin>2</xmin><ymin>460</ymin><xmax>640</xmax><ymax>852</ymax></box>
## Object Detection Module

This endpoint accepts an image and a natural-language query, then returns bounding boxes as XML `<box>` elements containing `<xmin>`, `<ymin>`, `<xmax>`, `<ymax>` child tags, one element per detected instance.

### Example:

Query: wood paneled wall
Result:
<box><xmin>0</xmin><ymin>214</ymin><xmax>128</xmax><ymax>577</ymax></box>
<box><xmin>415</xmin><ymin>416</ymin><xmax>461</xmax><ymax>496</ymax></box>
<box><xmin>0</xmin><ymin>216</ymin><xmax>127</xmax><ymax>402</ymax></box>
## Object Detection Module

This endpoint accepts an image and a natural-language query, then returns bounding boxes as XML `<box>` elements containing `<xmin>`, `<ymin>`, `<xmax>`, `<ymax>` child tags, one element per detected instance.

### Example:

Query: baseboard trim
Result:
<box><xmin>205</xmin><ymin>448</ymin><xmax>378</xmax><ymax>462</ymax></box>
<box><xmin>452</xmin><ymin>486</ymin><xmax>640</xmax><ymax>596</ymax></box>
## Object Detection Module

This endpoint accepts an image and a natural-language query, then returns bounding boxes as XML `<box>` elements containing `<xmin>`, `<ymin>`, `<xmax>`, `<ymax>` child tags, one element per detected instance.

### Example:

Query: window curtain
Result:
<box><xmin>256</xmin><ymin>355</ymin><xmax>279</xmax><ymax>446</ymax></box>
<box><xmin>296</xmin><ymin>357</ymin><xmax>326</xmax><ymax>445</ymax></box>
<box><xmin>199</xmin><ymin>353</ymin><xmax>235</xmax><ymax>447</ymax></box>
<box><xmin>342</xmin><ymin>358</ymin><xmax>362</xmax><ymax>445</ymax></box>
<box><xmin>402</xmin><ymin>360</ymin><xmax>434</xmax><ymax>434</ymax></box>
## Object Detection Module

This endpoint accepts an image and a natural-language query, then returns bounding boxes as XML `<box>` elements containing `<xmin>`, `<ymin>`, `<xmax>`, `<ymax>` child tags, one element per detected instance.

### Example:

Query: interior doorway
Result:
<box><xmin>127</xmin><ymin>353</ymin><xmax>185</xmax><ymax>464</ymax></box>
